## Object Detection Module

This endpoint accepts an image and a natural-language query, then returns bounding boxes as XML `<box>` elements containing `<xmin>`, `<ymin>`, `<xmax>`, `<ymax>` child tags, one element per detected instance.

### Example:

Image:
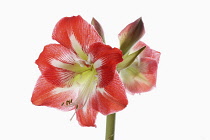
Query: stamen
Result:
<box><xmin>76</xmin><ymin>104</ymin><xmax>79</xmax><ymax>109</ymax></box>
<box><xmin>70</xmin><ymin>104</ymin><xmax>79</xmax><ymax>121</ymax></box>
<box><xmin>70</xmin><ymin>111</ymin><xmax>76</xmax><ymax>121</ymax></box>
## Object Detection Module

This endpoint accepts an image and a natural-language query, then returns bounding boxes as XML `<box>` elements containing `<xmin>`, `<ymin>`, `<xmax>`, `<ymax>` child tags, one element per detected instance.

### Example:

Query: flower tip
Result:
<box><xmin>91</xmin><ymin>17</ymin><xmax>96</xmax><ymax>22</ymax></box>
<box><xmin>31</xmin><ymin>95</ymin><xmax>43</xmax><ymax>106</ymax></box>
<box><xmin>31</xmin><ymin>98</ymin><xmax>39</xmax><ymax>106</ymax></box>
<box><xmin>80</xmin><ymin>123</ymin><xmax>97</xmax><ymax>127</ymax></box>
<box><xmin>77</xmin><ymin>119</ymin><xmax>97</xmax><ymax>127</ymax></box>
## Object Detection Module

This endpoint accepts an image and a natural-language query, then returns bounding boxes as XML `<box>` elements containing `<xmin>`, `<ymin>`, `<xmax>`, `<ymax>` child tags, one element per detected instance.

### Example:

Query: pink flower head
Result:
<box><xmin>120</xmin><ymin>41</ymin><xmax>160</xmax><ymax>94</ymax></box>
<box><xmin>31</xmin><ymin>16</ymin><xmax>128</xmax><ymax>127</ymax></box>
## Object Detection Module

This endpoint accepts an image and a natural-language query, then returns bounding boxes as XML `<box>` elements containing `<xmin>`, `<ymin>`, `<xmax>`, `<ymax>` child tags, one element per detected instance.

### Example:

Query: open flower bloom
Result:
<box><xmin>31</xmin><ymin>16</ymin><xmax>128</xmax><ymax>127</ymax></box>
<box><xmin>119</xmin><ymin>41</ymin><xmax>160</xmax><ymax>94</ymax></box>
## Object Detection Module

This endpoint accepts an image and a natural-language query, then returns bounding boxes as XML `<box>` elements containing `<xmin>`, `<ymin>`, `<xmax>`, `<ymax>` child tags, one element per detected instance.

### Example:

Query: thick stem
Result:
<box><xmin>105</xmin><ymin>113</ymin><xmax>116</xmax><ymax>140</ymax></box>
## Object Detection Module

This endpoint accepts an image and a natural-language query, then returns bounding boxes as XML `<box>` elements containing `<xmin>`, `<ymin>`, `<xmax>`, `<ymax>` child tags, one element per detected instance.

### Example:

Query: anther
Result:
<box><xmin>66</xmin><ymin>100</ymin><xmax>71</xmax><ymax>106</ymax></box>
<box><xmin>75</xmin><ymin>104</ymin><xmax>79</xmax><ymax>109</ymax></box>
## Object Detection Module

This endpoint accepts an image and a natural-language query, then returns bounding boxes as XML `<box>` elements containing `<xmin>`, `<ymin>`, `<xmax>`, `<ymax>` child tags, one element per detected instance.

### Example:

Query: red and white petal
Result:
<box><xmin>120</xmin><ymin>63</ymin><xmax>157</xmax><ymax>94</ymax></box>
<box><xmin>36</xmin><ymin>44</ymin><xmax>84</xmax><ymax>87</ymax></box>
<box><xmin>131</xmin><ymin>41</ymin><xmax>161</xmax><ymax>62</ymax></box>
<box><xmin>122</xmin><ymin>74</ymin><xmax>157</xmax><ymax>94</ymax></box>
<box><xmin>91</xmin><ymin>72</ymin><xmax>128</xmax><ymax>115</ymax></box>
<box><xmin>151</xmin><ymin>49</ymin><xmax>161</xmax><ymax>63</ymax></box>
<box><xmin>139</xmin><ymin>57</ymin><xmax>158</xmax><ymax>74</ymax></box>
<box><xmin>31</xmin><ymin>76</ymin><xmax>77</xmax><ymax>111</ymax></box>
<box><xmin>76</xmin><ymin>102</ymin><xmax>98</xmax><ymax>127</ymax></box>
<box><xmin>52</xmin><ymin>16</ymin><xmax>103</xmax><ymax>54</ymax></box>
<box><xmin>89</xmin><ymin>42</ymin><xmax>123</xmax><ymax>87</ymax></box>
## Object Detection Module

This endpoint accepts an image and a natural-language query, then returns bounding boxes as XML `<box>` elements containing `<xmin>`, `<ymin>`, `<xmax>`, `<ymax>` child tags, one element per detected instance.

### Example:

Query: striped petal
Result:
<box><xmin>91</xmin><ymin>72</ymin><xmax>128</xmax><ymax>115</ymax></box>
<box><xmin>139</xmin><ymin>57</ymin><xmax>158</xmax><ymax>74</ymax></box>
<box><xmin>89</xmin><ymin>42</ymin><xmax>123</xmax><ymax>87</ymax></box>
<box><xmin>120</xmin><ymin>59</ymin><xmax>158</xmax><ymax>94</ymax></box>
<box><xmin>36</xmin><ymin>44</ymin><xmax>90</xmax><ymax>87</ymax></box>
<box><xmin>76</xmin><ymin>102</ymin><xmax>98</xmax><ymax>127</ymax></box>
<box><xmin>31</xmin><ymin>76</ymin><xmax>77</xmax><ymax>111</ymax></box>
<box><xmin>52</xmin><ymin>16</ymin><xmax>103</xmax><ymax>54</ymax></box>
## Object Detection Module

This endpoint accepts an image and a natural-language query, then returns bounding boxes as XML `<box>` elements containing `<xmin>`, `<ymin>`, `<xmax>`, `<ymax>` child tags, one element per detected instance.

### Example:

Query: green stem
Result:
<box><xmin>105</xmin><ymin>113</ymin><xmax>116</xmax><ymax>140</ymax></box>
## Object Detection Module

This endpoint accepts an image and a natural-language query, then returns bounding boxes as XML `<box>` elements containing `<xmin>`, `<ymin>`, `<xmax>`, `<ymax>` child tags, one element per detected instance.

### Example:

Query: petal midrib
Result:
<box><xmin>51</xmin><ymin>59</ymin><xmax>91</xmax><ymax>73</ymax></box>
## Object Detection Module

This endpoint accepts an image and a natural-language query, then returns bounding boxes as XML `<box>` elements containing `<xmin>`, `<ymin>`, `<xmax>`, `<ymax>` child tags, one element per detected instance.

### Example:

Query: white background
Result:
<box><xmin>1</xmin><ymin>0</ymin><xmax>210</xmax><ymax>140</ymax></box>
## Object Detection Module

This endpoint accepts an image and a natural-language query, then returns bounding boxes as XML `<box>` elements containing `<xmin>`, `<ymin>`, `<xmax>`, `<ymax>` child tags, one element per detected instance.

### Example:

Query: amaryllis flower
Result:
<box><xmin>119</xmin><ymin>41</ymin><xmax>160</xmax><ymax>94</ymax></box>
<box><xmin>117</xmin><ymin>17</ymin><xmax>160</xmax><ymax>94</ymax></box>
<box><xmin>31</xmin><ymin>16</ymin><xmax>128</xmax><ymax>127</ymax></box>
